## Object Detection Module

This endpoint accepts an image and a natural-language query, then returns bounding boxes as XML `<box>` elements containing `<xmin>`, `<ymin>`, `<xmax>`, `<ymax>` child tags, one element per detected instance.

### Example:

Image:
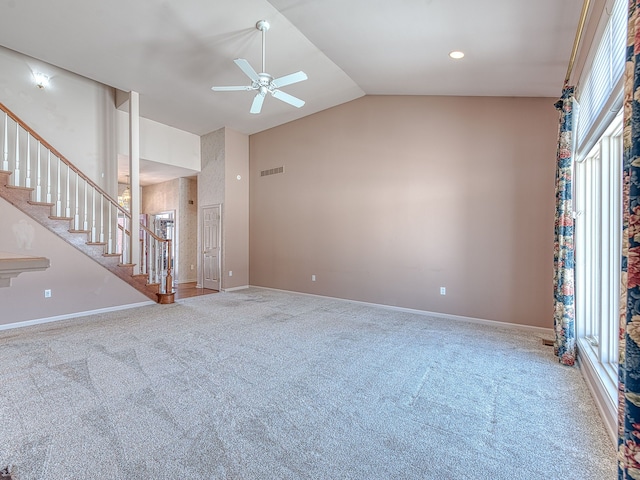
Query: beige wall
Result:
<box><xmin>0</xmin><ymin>198</ymin><xmax>148</xmax><ymax>326</ymax></box>
<box><xmin>224</xmin><ymin>129</ymin><xmax>249</xmax><ymax>288</ymax></box>
<box><xmin>249</xmin><ymin>95</ymin><xmax>558</xmax><ymax>328</ymax></box>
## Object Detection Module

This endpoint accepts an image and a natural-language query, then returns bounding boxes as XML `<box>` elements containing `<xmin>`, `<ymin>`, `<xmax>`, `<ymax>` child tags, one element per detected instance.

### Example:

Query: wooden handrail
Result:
<box><xmin>0</xmin><ymin>101</ymin><xmax>129</xmax><ymax>218</ymax></box>
<box><xmin>1</xmin><ymin>101</ymin><xmax>174</xmax><ymax>301</ymax></box>
<box><xmin>140</xmin><ymin>223</ymin><xmax>167</xmax><ymax>243</ymax></box>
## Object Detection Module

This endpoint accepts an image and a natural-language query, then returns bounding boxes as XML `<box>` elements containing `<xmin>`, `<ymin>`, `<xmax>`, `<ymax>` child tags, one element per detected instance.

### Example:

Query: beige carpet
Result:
<box><xmin>0</xmin><ymin>288</ymin><xmax>616</xmax><ymax>479</ymax></box>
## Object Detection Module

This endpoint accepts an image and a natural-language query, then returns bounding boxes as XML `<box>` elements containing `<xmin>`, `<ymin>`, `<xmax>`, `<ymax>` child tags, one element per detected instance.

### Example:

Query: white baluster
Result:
<box><xmin>83</xmin><ymin>178</ymin><xmax>88</xmax><ymax>231</ymax></box>
<box><xmin>65</xmin><ymin>164</ymin><xmax>71</xmax><ymax>218</ymax></box>
<box><xmin>2</xmin><ymin>113</ymin><xmax>8</xmax><ymax>171</ymax></box>
<box><xmin>25</xmin><ymin>133</ymin><xmax>31</xmax><ymax>188</ymax></box>
<box><xmin>121</xmin><ymin>214</ymin><xmax>128</xmax><ymax>263</ymax></box>
<box><xmin>55</xmin><ymin>156</ymin><xmax>62</xmax><ymax>217</ymax></box>
<box><xmin>91</xmin><ymin>187</ymin><xmax>96</xmax><ymax>242</ymax></box>
<box><xmin>107</xmin><ymin>203</ymin><xmax>113</xmax><ymax>253</ymax></box>
<box><xmin>35</xmin><ymin>142</ymin><xmax>42</xmax><ymax>202</ymax></box>
<box><xmin>117</xmin><ymin>210</ymin><xmax>123</xmax><ymax>257</ymax></box>
<box><xmin>45</xmin><ymin>150</ymin><xmax>52</xmax><ymax>203</ymax></box>
<box><xmin>13</xmin><ymin>124</ymin><xmax>20</xmax><ymax>186</ymax></box>
<box><xmin>74</xmin><ymin>171</ymin><xmax>80</xmax><ymax>230</ymax></box>
<box><xmin>99</xmin><ymin>195</ymin><xmax>104</xmax><ymax>243</ymax></box>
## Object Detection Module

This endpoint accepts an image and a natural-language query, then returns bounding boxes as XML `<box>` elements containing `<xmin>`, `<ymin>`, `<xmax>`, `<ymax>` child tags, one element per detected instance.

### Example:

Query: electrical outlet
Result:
<box><xmin>229</xmin><ymin>271</ymin><xmax>233</xmax><ymax>277</ymax></box>
<box><xmin>44</xmin><ymin>289</ymin><xmax>52</xmax><ymax>298</ymax></box>
<box><xmin>311</xmin><ymin>275</ymin><xmax>316</xmax><ymax>282</ymax></box>
<box><xmin>440</xmin><ymin>287</ymin><xmax>446</xmax><ymax>295</ymax></box>
<box><xmin>190</xmin><ymin>264</ymin><xmax>194</xmax><ymax>271</ymax></box>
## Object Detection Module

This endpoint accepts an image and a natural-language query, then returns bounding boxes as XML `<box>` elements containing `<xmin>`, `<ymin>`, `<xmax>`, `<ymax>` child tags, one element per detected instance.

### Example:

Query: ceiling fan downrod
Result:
<box><xmin>256</xmin><ymin>20</ymin><xmax>270</xmax><ymax>74</ymax></box>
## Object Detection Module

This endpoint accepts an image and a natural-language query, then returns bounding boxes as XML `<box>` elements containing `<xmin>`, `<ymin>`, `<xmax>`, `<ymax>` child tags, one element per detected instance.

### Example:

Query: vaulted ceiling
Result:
<box><xmin>0</xmin><ymin>0</ymin><xmax>583</xmax><ymax>137</ymax></box>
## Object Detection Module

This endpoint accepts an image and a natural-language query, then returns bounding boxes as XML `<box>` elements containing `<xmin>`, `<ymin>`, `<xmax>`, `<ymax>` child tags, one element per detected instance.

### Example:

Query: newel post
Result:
<box><xmin>165</xmin><ymin>239</ymin><xmax>173</xmax><ymax>294</ymax></box>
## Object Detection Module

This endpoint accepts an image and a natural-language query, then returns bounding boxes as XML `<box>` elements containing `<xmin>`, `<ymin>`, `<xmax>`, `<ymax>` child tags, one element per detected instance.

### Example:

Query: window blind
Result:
<box><xmin>576</xmin><ymin>0</ymin><xmax>626</xmax><ymax>152</ymax></box>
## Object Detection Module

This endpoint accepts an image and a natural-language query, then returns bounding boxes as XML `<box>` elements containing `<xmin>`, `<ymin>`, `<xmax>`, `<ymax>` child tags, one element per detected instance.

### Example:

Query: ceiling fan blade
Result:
<box><xmin>234</xmin><ymin>58</ymin><xmax>260</xmax><ymax>82</ymax></box>
<box><xmin>272</xmin><ymin>89</ymin><xmax>305</xmax><ymax>108</ymax></box>
<box><xmin>272</xmin><ymin>71</ymin><xmax>308</xmax><ymax>88</ymax></box>
<box><xmin>211</xmin><ymin>85</ymin><xmax>253</xmax><ymax>91</ymax></box>
<box><xmin>250</xmin><ymin>92</ymin><xmax>265</xmax><ymax>114</ymax></box>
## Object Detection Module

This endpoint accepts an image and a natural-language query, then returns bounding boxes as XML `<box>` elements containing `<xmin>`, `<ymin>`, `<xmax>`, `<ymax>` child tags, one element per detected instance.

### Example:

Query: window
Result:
<box><xmin>572</xmin><ymin>0</ymin><xmax>626</xmax><ymax>443</ymax></box>
<box><xmin>574</xmin><ymin>111</ymin><xmax>622</xmax><ymax>438</ymax></box>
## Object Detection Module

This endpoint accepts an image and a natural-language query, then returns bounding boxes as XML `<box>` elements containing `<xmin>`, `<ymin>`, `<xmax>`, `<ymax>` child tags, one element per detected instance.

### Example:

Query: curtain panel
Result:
<box><xmin>553</xmin><ymin>86</ymin><xmax>576</xmax><ymax>367</ymax></box>
<box><xmin>619</xmin><ymin>1</ymin><xmax>640</xmax><ymax>477</ymax></box>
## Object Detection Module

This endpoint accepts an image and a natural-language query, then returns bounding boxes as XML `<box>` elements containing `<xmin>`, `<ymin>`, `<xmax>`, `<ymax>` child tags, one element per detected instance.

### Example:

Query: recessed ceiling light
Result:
<box><xmin>449</xmin><ymin>51</ymin><xmax>465</xmax><ymax>60</ymax></box>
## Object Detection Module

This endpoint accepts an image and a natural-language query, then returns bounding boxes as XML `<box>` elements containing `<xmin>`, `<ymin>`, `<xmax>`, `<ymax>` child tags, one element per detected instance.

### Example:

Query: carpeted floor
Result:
<box><xmin>0</xmin><ymin>288</ymin><xmax>616</xmax><ymax>479</ymax></box>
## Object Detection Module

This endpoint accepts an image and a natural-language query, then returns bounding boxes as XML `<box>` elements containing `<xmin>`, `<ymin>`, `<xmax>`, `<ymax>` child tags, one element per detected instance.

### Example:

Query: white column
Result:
<box><xmin>129</xmin><ymin>91</ymin><xmax>141</xmax><ymax>273</ymax></box>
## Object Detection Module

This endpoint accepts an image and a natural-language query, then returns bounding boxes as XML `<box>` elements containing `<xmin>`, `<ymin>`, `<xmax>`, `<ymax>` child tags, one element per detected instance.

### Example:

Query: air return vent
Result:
<box><xmin>260</xmin><ymin>166</ymin><xmax>285</xmax><ymax>177</ymax></box>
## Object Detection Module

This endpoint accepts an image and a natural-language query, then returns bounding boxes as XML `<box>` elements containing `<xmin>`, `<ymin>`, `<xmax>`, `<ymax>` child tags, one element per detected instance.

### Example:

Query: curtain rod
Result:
<box><xmin>565</xmin><ymin>0</ymin><xmax>592</xmax><ymax>86</ymax></box>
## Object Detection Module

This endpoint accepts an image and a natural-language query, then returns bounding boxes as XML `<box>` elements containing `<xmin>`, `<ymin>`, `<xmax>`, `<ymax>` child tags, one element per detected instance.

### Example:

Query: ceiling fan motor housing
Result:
<box><xmin>256</xmin><ymin>20</ymin><xmax>270</xmax><ymax>32</ymax></box>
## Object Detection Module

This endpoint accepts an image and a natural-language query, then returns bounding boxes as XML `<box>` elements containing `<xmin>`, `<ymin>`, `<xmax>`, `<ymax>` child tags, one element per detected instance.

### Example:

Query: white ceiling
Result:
<box><xmin>0</xmin><ymin>0</ymin><xmax>583</xmax><ymax>137</ymax></box>
<box><xmin>0</xmin><ymin>0</ymin><xmax>583</xmax><ymax>185</ymax></box>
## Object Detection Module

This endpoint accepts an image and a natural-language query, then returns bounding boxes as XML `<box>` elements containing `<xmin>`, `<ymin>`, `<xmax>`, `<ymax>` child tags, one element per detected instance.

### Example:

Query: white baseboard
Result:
<box><xmin>577</xmin><ymin>339</ymin><xmax>618</xmax><ymax>447</ymax></box>
<box><xmin>222</xmin><ymin>285</ymin><xmax>249</xmax><ymax>292</ymax></box>
<box><xmin>0</xmin><ymin>301</ymin><xmax>155</xmax><ymax>332</ymax></box>
<box><xmin>249</xmin><ymin>286</ymin><xmax>554</xmax><ymax>337</ymax></box>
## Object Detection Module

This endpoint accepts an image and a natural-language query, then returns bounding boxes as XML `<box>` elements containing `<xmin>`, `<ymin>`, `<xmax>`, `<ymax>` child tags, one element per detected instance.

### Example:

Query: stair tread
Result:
<box><xmin>5</xmin><ymin>184</ymin><xmax>33</xmax><ymax>191</ymax></box>
<box><xmin>0</xmin><ymin>131</ymin><xmax>165</xmax><ymax>303</ymax></box>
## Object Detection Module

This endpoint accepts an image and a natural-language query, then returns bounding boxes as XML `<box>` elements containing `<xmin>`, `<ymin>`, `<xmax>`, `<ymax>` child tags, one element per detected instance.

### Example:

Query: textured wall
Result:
<box><xmin>198</xmin><ymin>129</ymin><xmax>225</xmax><ymax>288</ymax></box>
<box><xmin>179</xmin><ymin>177</ymin><xmax>197</xmax><ymax>283</ymax></box>
<box><xmin>249</xmin><ymin>95</ymin><xmax>558</xmax><ymax>328</ymax></box>
<box><xmin>198</xmin><ymin>128</ymin><xmax>249</xmax><ymax>290</ymax></box>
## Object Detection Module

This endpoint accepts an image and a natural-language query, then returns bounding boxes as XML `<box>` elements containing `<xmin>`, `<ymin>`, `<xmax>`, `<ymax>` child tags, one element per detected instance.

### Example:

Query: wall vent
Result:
<box><xmin>260</xmin><ymin>166</ymin><xmax>284</xmax><ymax>177</ymax></box>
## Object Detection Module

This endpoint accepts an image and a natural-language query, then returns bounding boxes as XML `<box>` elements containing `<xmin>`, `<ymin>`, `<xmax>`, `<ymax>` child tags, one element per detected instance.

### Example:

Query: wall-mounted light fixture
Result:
<box><xmin>33</xmin><ymin>72</ymin><xmax>50</xmax><ymax>89</ymax></box>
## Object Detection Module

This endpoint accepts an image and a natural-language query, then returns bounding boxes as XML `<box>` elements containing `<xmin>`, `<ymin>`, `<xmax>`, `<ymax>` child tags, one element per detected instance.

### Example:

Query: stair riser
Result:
<box><xmin>0</xmin><ymin>184</ymin><xmax>160</xmax><ymax>302</ymax></box>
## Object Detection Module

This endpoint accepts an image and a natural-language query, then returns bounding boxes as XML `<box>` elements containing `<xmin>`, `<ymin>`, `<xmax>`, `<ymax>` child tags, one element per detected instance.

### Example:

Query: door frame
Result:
<box><xmin>201</xmin><ymin>203</ymin><xmax>222</xmax><ymax>290</ymax></box>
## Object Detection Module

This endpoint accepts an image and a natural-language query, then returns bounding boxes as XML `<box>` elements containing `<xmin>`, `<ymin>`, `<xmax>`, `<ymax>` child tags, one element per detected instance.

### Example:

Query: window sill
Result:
<box><xmin>577</xmin><ymin>337</ymin><xmax>618</xmax><ymax>446</ymax></box>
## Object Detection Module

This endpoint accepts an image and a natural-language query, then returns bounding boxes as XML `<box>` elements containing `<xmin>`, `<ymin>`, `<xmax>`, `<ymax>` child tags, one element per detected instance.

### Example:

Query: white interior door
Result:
<box><xmin>202</xmin><ymin>205</ymin><xmax>221</xmax><ymax>290</ymax></box>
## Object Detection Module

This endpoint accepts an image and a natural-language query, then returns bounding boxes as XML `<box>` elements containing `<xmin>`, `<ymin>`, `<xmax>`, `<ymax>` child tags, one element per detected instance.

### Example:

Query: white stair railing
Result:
<box><xmin>0</xmin><ymin>102</ymin><xmax>173</xmax><ymax>298</ymax></box>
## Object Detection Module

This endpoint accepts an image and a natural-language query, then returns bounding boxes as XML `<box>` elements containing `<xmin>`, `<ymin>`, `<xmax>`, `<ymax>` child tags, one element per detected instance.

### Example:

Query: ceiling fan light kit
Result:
<box><xmin>211</xmin><ymin>20</ymin><xmax>307</xmax><ymax>114</ymax></box>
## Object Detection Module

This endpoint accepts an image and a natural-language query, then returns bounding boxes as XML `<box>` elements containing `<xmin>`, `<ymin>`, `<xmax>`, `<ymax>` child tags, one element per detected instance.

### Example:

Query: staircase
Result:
<box><xmin>0</xmin><ymin>102</ymin><xmax>174</xmax><ymax>304</ymax></box>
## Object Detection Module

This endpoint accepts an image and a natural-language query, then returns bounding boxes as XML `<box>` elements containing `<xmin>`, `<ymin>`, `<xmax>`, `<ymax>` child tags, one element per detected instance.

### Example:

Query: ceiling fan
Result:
<box><xmin>211</xmin><ymin>20</ymin><xmax>308</xmax><ymax>114</ymax></box>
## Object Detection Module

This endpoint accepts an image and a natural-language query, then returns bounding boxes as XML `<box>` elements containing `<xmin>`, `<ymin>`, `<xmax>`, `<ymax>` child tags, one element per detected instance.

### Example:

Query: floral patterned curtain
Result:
<box><xmin>619</xmin><ymin>1</ymin><xmax>640</xmax><ymax>476</ymax></box>
<box><xmin>553</xmin><ymin>86</ymin><xmax>576</xmax><ymax>367</ymax></box>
